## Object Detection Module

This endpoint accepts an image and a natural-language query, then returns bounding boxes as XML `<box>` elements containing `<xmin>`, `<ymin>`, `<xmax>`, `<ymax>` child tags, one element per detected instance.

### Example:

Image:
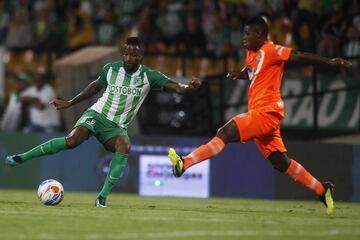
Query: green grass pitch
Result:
<box><xmin>0</xmin><ymin>190</ymin><xmax>359</xmax><ymax>240</ymax></box>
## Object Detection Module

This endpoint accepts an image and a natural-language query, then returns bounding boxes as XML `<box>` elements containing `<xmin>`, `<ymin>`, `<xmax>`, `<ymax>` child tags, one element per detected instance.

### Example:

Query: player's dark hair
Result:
<box><xmin>126</xmin><ymin>37</ymin><xmax>142</xmax><ymax>47</ymax></box>
<box><xmin>125</xmin><ymin>37</ymin><xmax>144</xmax><ymax>55</ymax></box>
<box><xmin>245</xmin><ymin>17</ymin><xmax>268</xmax><ymax>36</ymax></box>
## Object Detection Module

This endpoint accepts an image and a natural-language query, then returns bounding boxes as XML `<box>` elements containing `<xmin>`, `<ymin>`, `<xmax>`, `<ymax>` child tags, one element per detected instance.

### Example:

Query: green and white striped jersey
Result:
<box><xmin>90</xmin><ymin>60</ymin><xmax>169</xmax><ymax>128</ymax></box>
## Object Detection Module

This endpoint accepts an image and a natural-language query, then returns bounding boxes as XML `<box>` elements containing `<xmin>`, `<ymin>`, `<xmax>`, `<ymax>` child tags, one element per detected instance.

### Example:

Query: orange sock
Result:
<box><xmin>285</xmin><ymin>159</ymin><xmax>325</xmax><ymax>196</ymax></box>
<box><xmin>184</xmin><ymin>136</ymin><xmax>225</xmax><ymax>170</ymax></box>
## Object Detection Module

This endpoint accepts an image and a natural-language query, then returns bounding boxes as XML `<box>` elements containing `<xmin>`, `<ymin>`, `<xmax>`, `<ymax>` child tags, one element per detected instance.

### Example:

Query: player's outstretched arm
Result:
<box><xmin>164</xmin><ymin>76</ymin><xmax>202</xmax><ymax>94</ymax></box>
<box><xmin>226</xmin><ymin>69</ymin><xmax>248</xmax><ymax>80</ymax></box>
<box><xmin>289</xmin><ymin>50</ymin><xmax>352</xmax><ymax>68</ymax></box>
<box><xmin>51</xmin><ymin>80</ymin><xmax>103</xmax><ymax>110</ymax></box>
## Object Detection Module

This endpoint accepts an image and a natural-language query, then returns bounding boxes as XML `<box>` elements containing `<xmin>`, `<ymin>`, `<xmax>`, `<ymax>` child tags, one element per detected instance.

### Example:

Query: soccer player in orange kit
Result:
<box><xmin>168</xmin><ymin>17</ymin><xmax>352</xmax><ymax>215</ymax></box>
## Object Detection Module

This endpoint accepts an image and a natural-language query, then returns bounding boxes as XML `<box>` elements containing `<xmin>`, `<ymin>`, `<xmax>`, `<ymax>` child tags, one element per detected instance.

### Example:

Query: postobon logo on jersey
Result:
<box><xmin>109</xmin><ymin>85</ymin><xmax>142</xmax><ymax>96</ymax></box>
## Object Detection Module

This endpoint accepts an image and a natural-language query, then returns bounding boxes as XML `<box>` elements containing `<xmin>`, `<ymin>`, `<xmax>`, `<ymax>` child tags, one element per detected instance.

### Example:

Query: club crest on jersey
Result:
<box><xmin>133</xmin><ymin>76</ymin><xmax>142</xmax><ymax>85</ymax></box>
<box><xmin>84</xmin><ymin>118</ymin><xmax>96</xmax><ymax>129</ymax></box>
<box><xmin>246</xmin><ymin>67</ymin><xmax>254</xmax><ymax>80</ymax></box>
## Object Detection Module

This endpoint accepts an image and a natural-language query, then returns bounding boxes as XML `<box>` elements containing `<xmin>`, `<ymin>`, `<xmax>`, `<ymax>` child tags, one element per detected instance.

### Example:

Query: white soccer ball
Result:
<box><xmin>37</xmin><ymin>179</ymin><xmax>64</xmax><ymax>205</ymax></box>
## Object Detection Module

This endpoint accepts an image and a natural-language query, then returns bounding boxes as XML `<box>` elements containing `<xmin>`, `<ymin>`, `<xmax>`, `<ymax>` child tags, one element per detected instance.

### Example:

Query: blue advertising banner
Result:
<box><xmin>38</xmin><ymin>133</ymin><xmax>100</xmax><ymax>192</ymax></box>
<box><xmin>1</xmin><ymin>133</ymin><xmax>358</xmax><ymax>202</ymax></box>
<box><xmin>0</xmin><ymin>133</ymin><xmax>39</xmax><ymax>189</ymax></box>
<box><xmin>209</xmin><ymin>142</ymin><xmax>274</xmax><ymax>199</ymax></box>
<box><xmin>352</xmin><ymin>145</ymin><xmax>360</xmax><ymax>201</ymax></box>
<box><xmin>275</xmin><ymin>141</ymin><xmax>353</xmax><ymax>201</ymax></box>
<box><xmin>139</xmin><ymin>154</ymin><xmax>210</xmax><ymax>198</ymax></box>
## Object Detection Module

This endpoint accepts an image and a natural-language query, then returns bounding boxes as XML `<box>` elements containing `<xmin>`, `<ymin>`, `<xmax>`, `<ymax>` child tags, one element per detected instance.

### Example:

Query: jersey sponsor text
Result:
<box><xmin>109</xmin><ymin>84</ymin><xmax>142</xmax><ymax>96</ymax></box>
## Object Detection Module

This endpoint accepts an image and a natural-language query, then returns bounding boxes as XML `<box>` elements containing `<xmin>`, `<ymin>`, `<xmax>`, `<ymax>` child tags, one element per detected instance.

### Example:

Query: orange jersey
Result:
<box><xmin>245</xmin><ymin>41</ymin><xmax>292</xmax><ymax>118</ymax></box>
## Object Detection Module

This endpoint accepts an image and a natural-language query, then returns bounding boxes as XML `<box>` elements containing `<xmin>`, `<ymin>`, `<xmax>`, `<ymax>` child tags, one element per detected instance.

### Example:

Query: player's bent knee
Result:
<box><xmin>65</xmin><ymin>137</ymin><xmax>78</xmax><ymax>149</ymax></box>
<box><xmin>216</xmin><ymin>126</ymin><xmax>237</xmax><ymax>143</ymax></box>
<box><xmin>216</xmin><ymin>127</ymin><xmax>228</xmax><ymax>142</ymax></box>
<box><xmin>268</xmin><ymin>152</ymin><xmax>291</xmax><ymax>173</ymax></box>
<box><xmin>114</xmin><ymin>146</ymin><xmax>130</xmax><ymax>154</ymax></box>
<box><xmin>65</xmin><ymin>127</ymin><xmax>88</xmax><ymax>149</ymax></box>
<box><xmin>270</xmin><ymin>161</ymin><xmax>285</xmax><ymax>172</ymax></box>
<box><xmin>113</xmin><ymin>137</ymin><xmax>131</xmax><ymax>154</ymax></box>
<box><xmin>65</xmin><ymin>135</ymin><xmax>84</xmax><ymax>149</ymax></box>
<box><xmin>216</xmin><ymin>127</ymin><xmax>223</xmax><ymax>137</ymax></box>
<box><xmin>115</xmin><ymin>143</ymin><xmax>130</xmax><ymax>154</ymax></box>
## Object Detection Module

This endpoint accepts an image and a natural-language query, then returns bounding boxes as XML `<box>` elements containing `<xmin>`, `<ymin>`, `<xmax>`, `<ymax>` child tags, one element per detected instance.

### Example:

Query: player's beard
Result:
<box><xmin>124</xmin><ymin>63</ymin><xmax>138</xmax><ymax>74</ymax></box>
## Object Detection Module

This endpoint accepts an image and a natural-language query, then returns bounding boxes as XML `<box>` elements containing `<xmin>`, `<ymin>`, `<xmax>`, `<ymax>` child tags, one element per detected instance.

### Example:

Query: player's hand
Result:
<box><xmin>330</xmin><ymin>58</ymin><xmax>352</xmax><ymax>68</ymax></box>
<box><xmin>188</xmin><ymin>76</ymin><xmax>202</xmax><ymax>91</ymax></box>
<box><xmin>226</xmin><ymin>71</ymin><xmax>243</xmax><ymax>80</ymax></box>
<box><xmin>50</xmin><ymin>99</ymin><xmax>72</xmax><ymax>110</ymax></box>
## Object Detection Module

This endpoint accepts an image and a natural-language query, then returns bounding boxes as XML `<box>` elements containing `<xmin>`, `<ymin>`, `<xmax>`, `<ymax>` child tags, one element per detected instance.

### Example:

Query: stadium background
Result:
<box><xmin>0</xmin><ymin>0</ymin><xmax>360</xmax><ymax>202</ymax></box>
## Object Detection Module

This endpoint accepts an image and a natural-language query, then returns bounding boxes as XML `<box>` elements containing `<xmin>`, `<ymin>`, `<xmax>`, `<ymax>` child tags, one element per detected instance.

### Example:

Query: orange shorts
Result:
<box><xmin>232</xmin><ymin>110</ymin><xmax>287</xmax><ymax>158</ymax></box>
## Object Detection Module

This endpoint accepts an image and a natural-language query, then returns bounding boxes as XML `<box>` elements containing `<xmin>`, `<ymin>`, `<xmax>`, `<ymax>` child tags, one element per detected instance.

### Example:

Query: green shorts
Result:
<box><xmin>74</xmin><ymin>109</ymin><xmax>128</xmax><ymax>145</ymax></box>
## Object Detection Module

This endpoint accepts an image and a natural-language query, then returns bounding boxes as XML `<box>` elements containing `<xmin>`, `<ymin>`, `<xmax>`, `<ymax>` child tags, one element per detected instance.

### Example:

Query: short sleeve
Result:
<box><xmin>269</xmin><ymin>44</ymin><xmax>292</xmax><ymax>63</ymax></box>
<box><xmin>96</xmin><ymin>63</ymin><xmax>111</xmax><ymax>88</ymax></box>
<box><xmin>146</xmin><ymin>70</ymin><xmax>170</xmax><ymax>90</ymax></box>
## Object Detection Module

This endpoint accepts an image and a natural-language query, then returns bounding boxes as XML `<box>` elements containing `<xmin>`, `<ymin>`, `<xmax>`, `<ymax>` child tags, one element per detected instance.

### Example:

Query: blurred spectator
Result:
<box><xmin>269</xmin><ymin>16</ymin><xmax>294</xmax><ymax>47</ymax></box>
<box><xmin>178</xmin><ymin>15</ymin><xmax>207</xmax><ymax>57</ymax></box>
<box><xmin>0</xmin><ymin>0</ymin><xmax>9</xmax><ymax>102</ymax></box>
<box><xmin>177</xmin><ymin>14</ymin><xmax>209</xmax><ymax>77</ymax></box>
<box><xmin>0</xmin><ymin>0</ymin><xmax>359</xmax><ymax>82</ymax></box>
<box><xmin>136</xmin><ymin>4</ymin><xmax>156</xmax><ymax>50</ymax></box>
<box><xmin>264</xmin><ymin>0</ymin><xmax>285</xmax><ymax>17</ymax></box>
<box><xmin>283</xmin><ymin>0</ymin><xmax>298</xmax><ymax>17</ymax></box>
<box><xmin>33</xmin><ymin>3</ymin><xmax>52</xmax><ymax>52</ymax></box>
<box><xmin>245</xmin><ymin>0</ymin><xmax>268</xmax><ymax>17</ymax></box>
<box><xmin>318</xmin><ymin>9</ymin><xmax>348</xmax><ymax>58</ymax></box>
<box><xmin>228</xmin><ymin>15</ymin><xmax>244</xmax><ymax>60</ymax></box>
<box><xmin>354</xmin><ymin>15</ymin><xmax>360</xmax><ymax>33</ymax></box>
<box><xmin>320</xmin><ymin>0</ymin><xmax>345</xmax><ymax>17</ymax></box>
<box><xmin>0</xmin><ymin>0</ymin><xmax>9</xmax><ymax>44</ymax></box>
<box><xmin>233</xmin><ymin>2</ymin><xmax>250</xmax><ymax>20</ymax></box>
<box><xmin>67</xmin><ymin>7</ymin><xmax>95</xmax><ymax>51</ymax></box>
<box><xmin>155</xmin><ymin>1</ymin><xmax>183</xmax><ymax>52</ymax></box>
<box><xmin>96</xmin><ymin>8</ymin><xmax>119</xmax><ymax>46</ymax></box>
<box><xmin>343</xmin><ymin>25</ymin><xmax>360</xmax><ymax>74</ymax></box>
<box><xmin>206</xmin><ymin>13</ymin><xmax>228</xmax><ymax>58</ymax></box>
<box><xmin>5</xmin><ymin>8</ymin><xmax>34</xmax><ymax>49</ymax></box>
<box><xmin>202</xmin><ymin>0</ymin><xmax>216</xmax><ymax>36</ymax></box>
<box><xmin>292</xmin><ymin>0</ymin><xmax>320</xmax><ymax>52</ymax></box>
<box><xmin>46</xmin><ymin>0</ymin><xmax>68</xmax><ymax>55</ymax></box>
<box><xmin>20</xmin><ymin>71</ymin><xmax>60</xmax><ymax>132</ymax></box>
<box><xmin>0</xmin><ymin>71</ymin><xmax>31</xmax><ymax>131</ymax></box>
<box><xmin>114</xmin><ymin>0</ymin><xmax>144</xmax><ymax>29</ymax></box>
<box><xmin>79</xmin><ymin>0</ymin><xmax>93</xmax><ymax>16</ymax></box>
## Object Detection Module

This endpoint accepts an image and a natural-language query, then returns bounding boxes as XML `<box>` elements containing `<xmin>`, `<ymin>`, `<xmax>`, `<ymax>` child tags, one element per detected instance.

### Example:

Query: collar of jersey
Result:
<box><xmin>120</xmin><ymin>64</ymin><xmax>142</xmax><ymax>76</ymax></box>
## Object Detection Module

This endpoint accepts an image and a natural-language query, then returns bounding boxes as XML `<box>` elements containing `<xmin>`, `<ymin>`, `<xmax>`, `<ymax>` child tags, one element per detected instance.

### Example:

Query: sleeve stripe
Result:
<box><xmin>249</xmin><ymin>49</ymin><xmax>265</xmax><ymax>88</ymax></box>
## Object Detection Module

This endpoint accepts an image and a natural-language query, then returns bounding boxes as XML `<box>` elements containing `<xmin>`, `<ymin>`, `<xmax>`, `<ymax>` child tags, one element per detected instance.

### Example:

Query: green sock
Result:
<box><xmin>18</xmin><ymin>137</ymin><xmax>68</xmax><ymax>162</ymax></box>
<box><xmin>98</xmin><ymin>152</ymin><xmax>128</xmax><ymax>198</ymax></box>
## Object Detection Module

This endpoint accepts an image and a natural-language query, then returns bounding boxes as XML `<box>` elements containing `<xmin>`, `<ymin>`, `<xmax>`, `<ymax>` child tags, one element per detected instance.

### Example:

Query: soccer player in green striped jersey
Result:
<box><xmin>5</xmin><ymin>37</ymin><xmax>201</xmax><ymax>207</ymax></box>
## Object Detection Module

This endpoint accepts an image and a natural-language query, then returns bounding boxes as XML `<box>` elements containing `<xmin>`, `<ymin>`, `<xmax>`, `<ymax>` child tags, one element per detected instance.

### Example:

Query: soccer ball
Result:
<box><xmin>37</xmin><ymin>179</ymin><xmax>64</xmax><ymax>205</ymax></box>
